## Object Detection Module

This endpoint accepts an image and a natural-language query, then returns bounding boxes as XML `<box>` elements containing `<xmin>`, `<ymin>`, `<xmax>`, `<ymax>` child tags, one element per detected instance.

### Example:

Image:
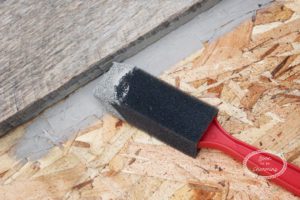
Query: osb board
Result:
<box><xmin>1</xmin><ymin>1</ymin><xmax>300</xmax><ymax>200</ymax></box>
<box><xmin>0</xmin><ymin>0</ymin><xmax>220</xmax><ymax>136</ymax></box>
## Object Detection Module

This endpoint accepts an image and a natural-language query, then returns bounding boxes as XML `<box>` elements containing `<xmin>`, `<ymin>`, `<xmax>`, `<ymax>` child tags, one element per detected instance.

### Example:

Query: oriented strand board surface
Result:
<box><xmin>0</xmin><ymin>0</ymin><xmax>219</xmax><ymax>136</ymax></box>
<box><xmin>1</xmin><ymin>1</ymin><xmax>300</xmax><ymax>199</ymax></box>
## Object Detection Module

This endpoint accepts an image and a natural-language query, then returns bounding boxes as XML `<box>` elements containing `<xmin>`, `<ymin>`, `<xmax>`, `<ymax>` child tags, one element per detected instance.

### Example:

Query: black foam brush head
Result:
<box><xmin>94</xmin><ymin>63</ymin><xmax>218</xmax><ymax>157</ymax></box>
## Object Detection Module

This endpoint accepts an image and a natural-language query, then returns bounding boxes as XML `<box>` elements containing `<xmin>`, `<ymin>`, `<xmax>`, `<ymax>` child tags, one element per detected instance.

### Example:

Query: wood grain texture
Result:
<box><xmin>0</xmin><ymin>0</ymin><xmax>219</xmax><ymax>136</ymax></box>
<box><xmin>1</xmin><ymin>1</ymin><xmax>300</xmax><ymax>199</ymax></box>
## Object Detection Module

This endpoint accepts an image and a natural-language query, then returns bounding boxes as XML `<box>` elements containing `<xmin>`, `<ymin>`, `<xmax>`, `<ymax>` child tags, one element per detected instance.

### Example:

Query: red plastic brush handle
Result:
<box><xmin>198</xmin><ymin>118</ymin><xmax>300</xmax><ymax>196</ymax></box>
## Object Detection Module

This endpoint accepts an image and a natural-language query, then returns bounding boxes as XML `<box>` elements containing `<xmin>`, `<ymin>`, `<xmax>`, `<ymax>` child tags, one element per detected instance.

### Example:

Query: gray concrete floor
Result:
<box><xmin>15</xmin><ymin>0</ymin><xmax>273</xmax><ymax>160</ymax></box>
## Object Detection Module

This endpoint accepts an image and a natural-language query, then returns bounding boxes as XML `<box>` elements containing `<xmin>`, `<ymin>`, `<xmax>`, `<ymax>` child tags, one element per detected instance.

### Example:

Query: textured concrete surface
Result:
<box><xmin>14</xmin><ymin>0</ymin><xmax>273</xmax><ymax>160</ymax></box>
